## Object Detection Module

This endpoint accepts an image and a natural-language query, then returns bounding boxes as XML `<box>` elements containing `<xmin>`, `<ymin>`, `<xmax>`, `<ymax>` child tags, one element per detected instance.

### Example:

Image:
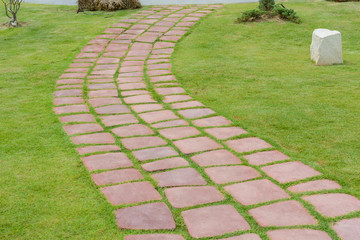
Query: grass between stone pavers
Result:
<box><xmin>173</xmin><ymin>0</ymin><xmax>360</xmax><ymax>202</ymax></box>
<box><xmin>0</xmin><ymin>3</ymin><xmax>143</xmax><ymax>239</ymax></box>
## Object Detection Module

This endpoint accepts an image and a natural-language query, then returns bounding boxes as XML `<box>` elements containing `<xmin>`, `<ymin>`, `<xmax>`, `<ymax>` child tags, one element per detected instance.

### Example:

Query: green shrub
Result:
<box><xmin>259</xmin><ymin>0</ymin><xmax>275</xmax><ymax>11</ymax></box>
<box><xmin>273</xmin><ymin>4</ymin><xmax>301</xmax><ymax>23</ymax></box>
<box><xmin>236</xmin><ymin>9</ymin><xmax>267</xmax><ymax>22</ymax></box>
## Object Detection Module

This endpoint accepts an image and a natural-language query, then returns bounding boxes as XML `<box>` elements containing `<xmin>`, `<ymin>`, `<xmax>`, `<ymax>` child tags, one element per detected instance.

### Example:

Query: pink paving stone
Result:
<box><xmin>120</xmin><ymin>66</ymin><xmax>144</xmax><ymax>73</ymax></box>
<box><xmin>152</xmin><ymin>119</ymin><xmax>189</xmax><ymax>128</ymax></box>
<box><xmin>154</xmin><ymin>42</ymin><xmax>176</xmax><ymax>49</ymax></box>
<box><xmin>82</xmin><ymin>44</ymin><xmax>105</xmax><ymax>52</ymax></box>
<box><xmin>205</xmin><ymin>127</ymin><xmax>248</xmax><ymax>140</ymax></box>
<box><xmin>171</xmin><ymin>101</ymin><xmax>204</xmax><ymax>109</ymax></box>
<box><xmin>102</xmin><ymin>51</ymin><xmax>126</xmax><ymax>57</ymax></box>
<box><xmin>288</xmin><ymin>179</ymin><xmax>341</xmax><ymax>193</ymax></box>
<box><xmin>193</xmin><ymin>116</ymin><xmax>232</xmax><ymax>127</ymax></box>
<box><xmin>159</xmin><ymin>126</ymin><xmax>200</xmax><ymax>140</ymax></box>
<box><xmin>302</xmin><ymin>193</ymin><xmax>360</xmax><ymax>218</ymax></box>
<box><xmin>148</xmin><ymin>63</ymin><xmax>172</xmax><ymax>70</ymax></box>
<box><xmin>163</xmin><ymin>95</ymin><xmax>192</xmax><ymax>103</ymax></box>
<box><xmin>191</xmin><ymin>149</ymin><xmax>242</xmax><ymax>166</ymax></box>
<box><xmin>71</xmin><ymin>132</ymin><xmax>115</xmax><ymax>144</ymax></box>
<box><xmin>97</xmin><ymin>57</ymin><xmax>120</xmax><ymax>64</ymax></box>
<box><xmin>244</xmin><ymin>150</ymin><xmax>290</xmax><ymax>166</ymax></box>
<box><xmin>125</xmin><ymin>29</ymin><xmax>146</xmax><ymax>35</ymax></box>
<box><xmin>76</xmin><ymin>52</ymin><xmax>99</xmax><ymax>58</ymax></box>
<box><xmin>148</xmin><ymin>26</ymin><xmax>171</xmax><ymax>32</ymax></box>
<box><xmin>124</xmin><ymin>234</ymin><xmax>184</xmax><ymax>240</ymax></box>
<box><xmin>118</xmin><ymin>72</ymin><xmax>143</xmax><ymax>77</ymax></box>
<box><xmin>122</xmin><ymin>136</ymin><xmax>167</xmax><ymax>150</ymax></box>
<box><xmin>65</xmin><ymin>68</ymin><xmax>89</xmax><ymax>73</ymax></box>
<box><xmin>88</xmin><ymin>83</ymin><xmax>116</xmax><ymax>89</ymax></box>
<box><xmin>112</xmin><ymin>39</ymin><xmax>132</xmax><ymax>44</ymax></box>
<box><xmin>54</xmin><ymin>105</ymin><xmax>89</xmax><ymax>115</ymax></box>
<box><xmin>133</xmin><ymin>146</ymin><xmax>178</xmax><ymax>161</ymax></box>
<box><xmin>118</xmin><ymin>83</ymin><xmax>146</xmax><ymax>90</ymax></box>
<box><xmin>224</xmin><ymin>179</ymin><xmax>290</xmax><ymax>205</ymax></box>
<box><xmin>132</xmin><ymin>42</ymin><xmax>152</xmax><ymax>49</ymax></box>
<box><xmin>156</xmin><ymin>87</ymin><xmax>185</xmax><ymax>95</ymax></box>
<box><xmin>101</xmin><ymin>181</ymin><xmax>161</xmax><ymax>205</ymax></box>
<box><xmin>150</xmin><ymin>75</ymin><xmax>177</xmax><ymax>82</ymax></box>
<box><xmin>149</xmin><ymin>54</ymin><xmax>171</xmax><ymax>59</ymax></box>
<box><xmin>176</xmin><ymin>21</ymin><xmax>196</xmax><ymax>27</ymax></box>
<box><xmin>182</xmin><ymin>17</ymin><xmax>200</xmax><ymax>21</ymax></box>
<box><xmin>54</xmin><ymin>89</ymin><xmax>82</xmax><ymax>97</ymax></box>
<box><xmin>121</xmin><ymin>18</ymin><xmax>138</xmax><ymax>23</ymax></box>
<box><xmin>95</xmin><ymin>105</ymin><xmax>130</xmax><ymax>114</ymax></box>
<box><xmin>130</xmin><ymin>24</ymin><xmax>150</xmax><ymax>30</ymax></box>
<box><xmin>92</xmin><ymin>69</ymin><xmax>116</xmax><ymax>75</ymax></box>
<box><xmin>131</xmin><ymin>104</ymin><xmax>163</xmax><ymax>113</ymax></box>
<box><xmin>249</xmin><ymin>200</ymin><xmax>317</xmax><ymax>227</ymax></box>
<box><xmin>89</xmin><ymin>78</ymin><xmax>113</xmax><ymax>83</ymax></box>
<box><xmin>62</xmin><ymin>123</ymin><xmax>104</xmax><ymax>135</ymax></box>
<box><xmin>88</xmin><ymin>89</ymin><xmax>118</xmax><ymax>98</ymax></box>
<box><xmin>173</xmin><ymin>136</ymin><xmax>222</xmax><ymax>154</ymax></box>
<box><xmin>267</xmin><ymin>229</ymin><xmax>332</xmax><ymax>240</ymax></box>
<box><xmin>152</xmin><ymin>168</ymin><xmax>207</xmax><ymax>187</ymax></box>
<box><xmin>178</xmin><ymin>108</ymin><xmax>215</xmax><ymax>119</ymax></box>
<box><xmin>172</xmin><ymin>27</ymin><xmax>190</xmax><ymax>31</ymax></box>
<box><xmin>205</xmin><ymin>165</ymin><xmax>261</xmax><ymax>184</ymax></box>
<box><xmin>82</xmin><ymin>152</ymin><xmax>133</xmax><ymax>171</ymax></box>
<box><xmin>74</xmin><ymin>58</ymin><xmax>96</xmax><ymax>63</ymax></box>
<box><xmin>152</xmin><ymin>49</ymin><xmax>174</xmax><ymax>55</ymax></box>
<box><xmin>93</xmin><ymin>64</ymin><xmax>118</xmax><ymax>70</ymax></box>
<box><xmin>112</xmin><ymin>22</ymin><xmax>131</xmax><ymax>28</ymax></box>
<box><xmin>139</xmin><ymin>110</ymin><xmax>178</xmax><ymax>123</ymax></box>
<box><xmin>148</xmin><ymin>70</ymin><xmax>172</xmax><ymax>76</ymax></box>
<box><xmin>112</xmin><ymin>124</ymin><xmax>154</xmax><ymax>137</ymax></box>
<box><xmin>115</xmin><ymin>202</ymin><xmax>176</xmax><ymax>230</ymax></box>
<box><xmin>165</xmin><ymin>186</ymin><xmax>224</xmax><ymax>208</ymax></box>
<box><xmin>165</xmin><ymin>30</ymin><xmax>186</xmax><ymax>36</ymax></box>
<box><xmin>155</xmin><ymin>82</ymin><xmax>180</xmax><ymax>87</ymax></box>
<box><xmin>100</xmin><ymin>114</ymin><xmax>138</xmax><ymax>127</ymax></box>
<box><xmin>124</xmin><ymin>95</ymin><xmax>156</xmax><ymax>104</ymax></box>
<box><xmin>261</xmin><ymin>161</ymin><xmax>321</xmax><ymax>183</ymax></box>
<box><xmin>117</xmin><ymin>77</ymin><xmax>143</xmax><ymax>83</ymax></box>
<box><xmin>59</xmin><ymin>114</ymin><xmax>95</xmax><ymax>123</ymax></box>
<box><xmin>60</xmin><ymin>72</ymin><xmax>87</xmax><ymax>78</ymax></box>
<box><xmin>116</xmin><ymin>34</ymin><xmax>137</xmax><ymax>40</ymax></box>
<box><xmin>88</xmin><ymin>97</ymin><xmax>122</xmax><ymax>107</ymax></box>
<box><xmin>104</xmin><ymin>28</ymin><xmax>125</xmax><ymax>34</ymax></box>
<box><xmin>122</xmin><ymin>61</ymin><xmax>144</xmax><ymax>66</ymax></box>
<box><xmin>218</xmin><ymin>234</ymin><xmax>261</xmax><ymax>240</ymax></box>
<box><xmin>92</xmin><ymin>168</ymin><xmax>142</xmax><ymax>185</ymax></box>
<box><xmin>76</xmin><ymin>145</ymin><xmax>120</xmax><ymax>155</ymax></box>
<box><xmin>142</xmin><ymin>157</ymin><xmax>189</xmax><ymax>172</ymax></box>
<box><xmin>56</xmin><ymin>85</ymin><xmax>82</xmax><ymax>89</ymax></box>
<box><xmin>226</xmin><ymin>137</ymin><xmax>272</xmax><ymax>153</ymax></box>
<box><xmin>128</xmin><ymin>50</ymin><xmax>151</xmax><ymax>57</ymax></box>
<box><xmin>139</xmin><ymin>19</ymin><xmax>157</xmax><ymax>24</ymax></box>
<box><xmin>333</xmin><ymin>218</ymin><xmax>360</xmax><ymax>240</ymax></box>
<box><xmin>162</xmin><ymin>17</ymin><xmax>180</xmax><ymax>22</ymax></box>
<box><xmin>70</xmin><ymin>62</ymin><xmax>93</xmax><ymax>68</ymax></box>
<box><xmin>57</xmin><ymin>79</ymin><xmax>83</xmax><ymax>84</ymax></box>
<box><xmin>136</xmin><ymin>35</ymin><xmax>158</xmax><ymax>43</ymax></box>
<box><xmin>54</xmin><ymin>97</ymin><xmax>84</xmax><ymax>105</ymax></box>
<box><xmin>182</xmin><ymin>205</ymin><xmax>250</xmax><ymax>238</ymax></box>
<box><xmin>88</xmin><ymin>39</ymin><xmax>109</xmax><ymax>44</ymax></box>
<box><xmin>122</xmin><ymin>90</ymin><xmax>149</xmax><ymax>96</ymax></box>
<box><xmin>96</xmin><ymin>34</ymin><xmax>117</xmax><ymax>39</ymax></box>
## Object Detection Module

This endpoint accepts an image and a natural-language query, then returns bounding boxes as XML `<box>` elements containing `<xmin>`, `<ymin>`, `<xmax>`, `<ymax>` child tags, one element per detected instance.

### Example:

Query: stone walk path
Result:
<box><xmin>53</xmin><ymin>5</ymin><xmax>360</xmax><ymax>240</ymax></box>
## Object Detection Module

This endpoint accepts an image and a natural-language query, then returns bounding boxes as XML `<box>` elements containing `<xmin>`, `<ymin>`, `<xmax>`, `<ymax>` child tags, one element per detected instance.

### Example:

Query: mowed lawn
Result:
<box><xmin>173</xmin><ymin>0</ymin><xmax>360</xmax><ymax>200</ymax></box>
<box><xmin>0</xmin><ymin>4</ymin><xmax>137</xmax><ymax>239</ymax></box>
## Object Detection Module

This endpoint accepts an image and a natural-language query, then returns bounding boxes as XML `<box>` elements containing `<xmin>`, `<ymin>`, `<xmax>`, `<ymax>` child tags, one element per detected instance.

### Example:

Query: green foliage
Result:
<box><xmin>236</xmin><ymin>9</ymin><xmax>266</xmax><ymax>22</ymax></box>
<box><xmin>273</xmin><ymin>4</ymin><xmax>301</xmax><ymax>23</ymax></box>
<box><xmin>259</xmin><ymin>0</ymin><xmax>275</xmax><ymax>11</ymax></box>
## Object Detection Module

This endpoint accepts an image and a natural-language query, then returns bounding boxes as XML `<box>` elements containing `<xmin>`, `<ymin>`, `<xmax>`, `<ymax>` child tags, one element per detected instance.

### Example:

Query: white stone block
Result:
<box><xmin>310</xmin><ymin>28</ymin><xmax>343</xmax><ymax>66</ymax></box>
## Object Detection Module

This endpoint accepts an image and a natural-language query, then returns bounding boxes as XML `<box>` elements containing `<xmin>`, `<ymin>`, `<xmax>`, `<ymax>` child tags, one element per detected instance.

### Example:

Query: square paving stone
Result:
<box><xmin>88</xmin><ymin>89</ymin><xmax>118</xmax><ymax>98</ymax></box>
<box><xmin>178</xmin><ymin>108</ymin><xmax>215</xmax><ymax>119</ymax></box>
<box><xmin>142</xmin><ymin>157</ymin><xmax>189</xmax><ymax>172</ymax></box>
<box><xmin>205</xmin><ymin>127</ymin><xmax>248</xmax><ymax>140</ymax></box>
<box><xmin>182</xmin><ymin>205</ymin><xmax>250</xmax><ymax>238</ymax></box>
<box><xmin>63</xmin><ymin>123</ymin><xmax>104</xmax><ymax>135</ymax></box>
<box><xmin>100</xmin><ymin>114</ymin><xmax>138</xmax><ymax>127</ymax></box>
<box><xmin>71</xmin><ymin>132</ymin><xmax>115</xmax><ymax>144</ymax></box>
<box><xmin>205</xmin><ymin>165</ymin><xmax>261</xmax><ymax>184</ymax></box>
<box><xmin>249</xmin><ymin>200</ymin><xmax>317</xmax><ymax>227</ymax></box>
<box><xmin>54</xmin><ymin>97</ymin><xmax>84</xmax><ymax>105</ymax></box>
<box><xmin>88</xmin><ymin>97</ymin><xmax>122</xmax><ymax>107</ymax></box>
<box><xmin>267</xmin><ymin>229</ymin><xmax>332</xmax><ymax>240</ymax></box>
<box><xmin>261</xmin><ymin>161</ymin><xmax>321</xmax><ymax>183</ymax></box>
<box><xmin>152</xmin><ymin>119</ymin><xmax>189</xmax><ymax>128</ymax></box>
<box><xmin>191</xmin><ymin>149</ymin><xmax>242</xmax><ymax>166</ymax></box>
<box><xmin>122</xmin><ymin>136</ymin><xmax>167</xmax><ymax>150</ymax></box>
<box><xmin>156</xmin><ymin>87</ymin><xmax>185</xmax><ymax>95</ymax></box>
<box><xmin>54</xmin><ymin>105</ymin><xmax>89</xmax><ymax>115</ymax></box>
<box><xmin>88</xmin><ymin>83</ymin><xmax>116</xmax><ymax>89</ymax></box>
<box><xmin>131</xmin><ymin>104</ymin><xmax>163</xmax><ymax>113</ymax></box>
<box><xmin>224</xmin><ymin>179</ymin><xmax>290</xmax><ymax>206</ymax></box>
<box><xmin>82</xmin><ymin>152</ymin><xmax>133</xmax><ymax>171</ymax></box>
<box><xmin>333</xmin><ymin>218</ymin><xmax>360</xmax><ymax>240</ymax></box>
<box><xmin>101</xmin><ymin>181</ymin><xmax>162</xmax><ymax>205</ymax></box>
<box><xmin>91</xmin><ymin>169</ymin><xmax>143</xmax><ymax>185</ymax></box>
<box><xmin>287</xmin><ymin>179</ymin><xmax>341</xmax><ymax>193</ymax></box>
<box><xmin>165</xmin><ymin>186</ymin><xmax>224</xmax><ymax>208</ymax></box>
<box><xmin>173</xmin><ymin>136</ymin><xmax>222</xmax><ymax>154</ymax></box>
<box><xmin>163</xmin><ymin>95</ymin><xmax>192</xmax><ymax>103</ymax></box>
<box><xmin>116</xmin><ymin>202</ymin><xmax>176</xmax><ymax>230</ymax></box>
<box><xmin>112</xmin><ymin>124</ymin><xmax>154</xmax><ymax>137</ymax></box>
<box><xmin>171</xmin><ymin>100</ymin><xmax>204</xmax><ymax>109</ymax></box>
<box><xmin>139</xmin><ymin>110</ymin><xmax>178</xmax><ymax>123</ymax></box>
<box><xmin>218</xmin><ymin>234</ymin><xmax>261</xmax><ymax>240</ymax></box>
<box><xmin>159</xmin><ymin>127</ymin><xmax>200</xmax><ymax>140</ymax></box>
<box><xmin>152</xmin><ymin>168</ymin><xmax>207</xmax><ymax>187</ymax></box>
<box><xmin>95</xmin><ymin>105</ymin><xmax>130</xmax><ymax>114</ymax></box>
<box><xmin>226</xmin><ymin>137</ymin><xmax>272</xmax><ymax>153</ymax></box>
<box><xmin>76</xmin><ymin>145</ymin><xmax>120</xmax><ymax>155</ymax></box>
<box><xmin>193</xmin><ymin>116</ymin><xmax>232</xmax><ymax>127</ymax></box>
<box><xmin>150</xmin><ymin>75</ymin><xmax>177</xmax><ymax>83</ymax></box>
<box><xmin>124</xmin><ymin>234</ymin><xmax>184</xmax><ymax>240</ymax></box>
<box><xmin>302</xmin><ymin>193</ymin><xmax>360</xmax><ymax>218</ymax></box>
<box><xmin>122</xmin><ymin>90</ymin><xmax>149</xmax><ymax>96</ymax></box>
<box><xmin>244</xmin><ymin>150</ymin><xmax>290</xmax><ymax>166</ymax></box>
<box><xmin>124</xmin><ymin>95</ymin><xmax>157</xmax><ymax>104</ymax></box>
<box><xmin>59</xmin><ymin>114</ymin><xmax>95</xmax><ymax>123</ymax></box>
<box><xmin>133</xmin><ymin>146</ymin><xmax>178</xmax><ymax>161</ymax></box>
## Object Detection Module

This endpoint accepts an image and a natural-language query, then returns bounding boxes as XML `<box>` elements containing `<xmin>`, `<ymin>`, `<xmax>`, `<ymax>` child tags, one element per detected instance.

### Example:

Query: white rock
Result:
<box><xmin>310</xmin><ymin>28</ymin><xmax>343</xmax><ymax>66</ymax></box>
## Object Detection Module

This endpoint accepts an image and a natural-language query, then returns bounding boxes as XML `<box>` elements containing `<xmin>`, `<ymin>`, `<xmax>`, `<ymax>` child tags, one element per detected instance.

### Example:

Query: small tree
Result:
<box><xmin>78</xmin><ymin>0</ymin><xmax>141</xmax><ymax>11</ymax></box>
<box><xmin>259</xmin><ymin>0</ymin><xmax>275</xmax><ymax>11</ymax></box>
<box><xmin>2</xmin><ymin>0</ymin><xmax>23</xmax><ymax>27</ymax></box>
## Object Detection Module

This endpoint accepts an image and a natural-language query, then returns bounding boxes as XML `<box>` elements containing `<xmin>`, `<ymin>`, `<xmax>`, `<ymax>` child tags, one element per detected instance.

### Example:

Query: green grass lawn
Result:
<box><xmin>173</xmin><ymin>0</ymin><xmax>360</xmax><ymax>202</ymax></box>
<box><xmin>0</xmin><ymin>4</ymin><xmax>138</xmax><ymax>239</ymax></box>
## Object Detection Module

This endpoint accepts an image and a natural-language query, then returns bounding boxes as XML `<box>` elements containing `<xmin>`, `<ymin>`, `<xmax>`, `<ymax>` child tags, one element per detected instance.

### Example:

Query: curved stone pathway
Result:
<box><xmin>53</xmin><ymin>5</ymin><xmax>360</xmax><ymax>240</ymax></box>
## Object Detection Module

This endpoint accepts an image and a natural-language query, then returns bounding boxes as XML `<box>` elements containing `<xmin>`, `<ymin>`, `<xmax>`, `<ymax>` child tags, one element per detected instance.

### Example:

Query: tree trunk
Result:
<box><xmin>78</xmin><ymin>0</ymin><xmax>142</xmax><ymax>11</ymax></box>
